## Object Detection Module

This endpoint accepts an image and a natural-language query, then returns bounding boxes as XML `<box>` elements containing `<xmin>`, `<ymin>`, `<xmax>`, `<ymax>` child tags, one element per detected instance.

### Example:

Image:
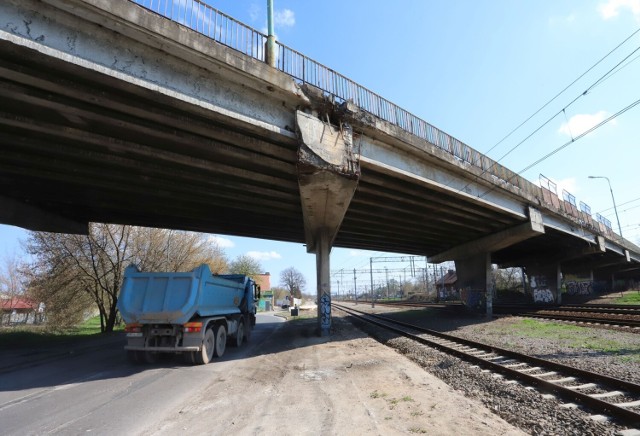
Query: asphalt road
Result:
<box><xmin>0</xmin><ymin>313</ymin><xmax>285</xmax><ymax>436</ymax></box>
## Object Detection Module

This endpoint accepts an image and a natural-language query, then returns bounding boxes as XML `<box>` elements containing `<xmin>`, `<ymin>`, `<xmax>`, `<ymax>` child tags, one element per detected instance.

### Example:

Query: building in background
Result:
<box><xmin>435</xmin><ymin>270</ymin><xmax>458</xmax><ymax>300</ymax></box>
<box><xmin>255</xmin><ymin>273</ymin><xmax>273</xmax><ymax>311</ymax></box>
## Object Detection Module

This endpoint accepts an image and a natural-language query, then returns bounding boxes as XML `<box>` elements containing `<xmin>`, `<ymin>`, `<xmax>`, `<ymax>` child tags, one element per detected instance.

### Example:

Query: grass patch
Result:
<box><xmin>370</xmin><ymin>390</ymin><xmax>387</xmax><ymax>399</ymax></box>
<box><xmin>511</xmin><ymin>318</ymin><xmax>584</xmax><ymax>339</ymax></box>
<box><xmin>496</xmin><ymin>319</ymin><xmax>640</xmax><ymax>361</ymax></box>
<box><xmin>614</xmin><ymin>292</ymin><xmax>640</xmax><ymax>304</ymax></box>
<box><xmin>0</xmin><ymin>316</ymin><xmax>122</xmax><ymax>349</ymax></box>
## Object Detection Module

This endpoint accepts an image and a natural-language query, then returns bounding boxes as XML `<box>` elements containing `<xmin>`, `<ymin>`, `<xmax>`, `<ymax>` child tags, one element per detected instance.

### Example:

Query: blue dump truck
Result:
<box><xmin>117</xmin><ymin>264</ymin><xmax>260</xmax><ymax>365</ymax></box>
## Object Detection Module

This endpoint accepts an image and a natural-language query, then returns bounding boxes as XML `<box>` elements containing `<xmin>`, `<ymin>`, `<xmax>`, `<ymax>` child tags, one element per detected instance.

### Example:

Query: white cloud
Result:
<box><xmin>348</xmin><ymin>249</ymin><xmax>367</xmax><ymax>257</ymax></box>
<box><xmin>208</xmin><ymin>235</ymin><xmax>235</xmax><ymax>248</ymax></box>
<box><xmin>274</xmin><ymin>9</ymin><xmax>295</xmax><ymax>27</ymax></box>
<box><xmin>555</xmin><ymin>177</ymin><xmax>580</xmax><ymax>196</ymax></box>
<box><xmin>249</xmin><ymin>4</ymin><xmax>260</xmax><ymax>22</ymax></box>
<box><xmin>598</xmin><ymin>0</ymin><xmax>640</xmax><ymax>20</ymax></box>
<box><xmin>247</xmin><ymin>251</ymin><xmax>282</xmax><ymax>261</ymax></box>
<box><xmin>558</xmin><ymin>110</ymin><xmax>615</xmax><ymax>137</ymax></box>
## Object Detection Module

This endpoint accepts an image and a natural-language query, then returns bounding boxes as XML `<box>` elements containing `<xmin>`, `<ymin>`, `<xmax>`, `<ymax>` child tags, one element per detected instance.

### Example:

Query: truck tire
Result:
<box><xmin>143</xmin><ymin>351</ymin><xmax>158</xmax><ymax>364</ymax></box>
<box><xmin>127</xmin><ymin>350</ymin><xmax>144</xmax><ymax>364</ymax></box>
<box><xmin>234</xmin><ymin>319</ymin><xmax>244</xmax><ymax>347</ymax></box>
<box><xmin>244</xmin><ymin>318</ymin><xmax>251</xmax><ymax>343</ymax></box>
<box><xmin>214</xmin><ymin>324</ymin><xmax>226</xmax><ymax>357</ymax></box>
<box><xmin>194</xmin><ymin>327</ymin><xmax>215</xmax><ymax>365</ymax></box>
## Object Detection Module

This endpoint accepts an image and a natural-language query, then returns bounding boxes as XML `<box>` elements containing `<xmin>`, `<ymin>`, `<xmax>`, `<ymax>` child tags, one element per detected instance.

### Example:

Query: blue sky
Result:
<box><xmin>2</xmin><ymin>0</ymin><xmax>640</xmax><ymax>294</ymax></box>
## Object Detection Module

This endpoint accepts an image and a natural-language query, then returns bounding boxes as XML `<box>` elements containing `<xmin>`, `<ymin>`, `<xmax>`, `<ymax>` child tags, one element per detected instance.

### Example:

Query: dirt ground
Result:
<box><xmin>144</xmin><ymin>314</ymin><xmax>524</xmax><ymax>435</ymax></box>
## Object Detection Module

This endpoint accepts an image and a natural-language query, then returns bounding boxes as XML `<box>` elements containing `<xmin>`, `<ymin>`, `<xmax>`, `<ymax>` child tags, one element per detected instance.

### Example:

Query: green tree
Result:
<box><xmin>228</xmin><ymin>255</ymin><xmax>263</xmax><ymax>279</ymax></box>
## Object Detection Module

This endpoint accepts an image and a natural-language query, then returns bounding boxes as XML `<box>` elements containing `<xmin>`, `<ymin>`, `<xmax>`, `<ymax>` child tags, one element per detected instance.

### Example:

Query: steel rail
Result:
<box><xmin>522</xmin><ymin>313</ymin><xmax>640</xmax><ymax>328</ymax></box>
<box><xmin>334</xmin><ymin>303</ymin><xmax>640</xmax><ymax>427</ymax></box>
<box><xmin>563</xmin><ymin>304</ymin><xmax>640</xmax><ymax>311</ymax></box>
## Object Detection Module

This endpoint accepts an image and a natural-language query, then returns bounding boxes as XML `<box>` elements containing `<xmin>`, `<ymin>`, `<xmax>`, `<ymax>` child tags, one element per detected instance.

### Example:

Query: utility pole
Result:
<box><xmin>385</xmin><ymin>267</ymin><xmax>390</xmax><ymax>300</ymax></box>
<box><xmin>433</xmin><ymin>265</ymin><xmax>438</xmax><ymax>302</ymax></box>
<box><xmin>353</xmin><ymin>268</ymin><xmax>357</xmax><ymax>303</ymax></box>
<box><xmin>369</xmin><ymin>257</ymin><xmax>374</xmax><ymax>302</ymax></box>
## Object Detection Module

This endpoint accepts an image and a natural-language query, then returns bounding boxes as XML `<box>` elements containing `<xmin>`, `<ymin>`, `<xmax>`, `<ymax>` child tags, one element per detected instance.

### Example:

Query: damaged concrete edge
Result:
<box><xmin>295</xmin><ymin>110</ymin><xmax>360</xmax><ymax>253</ymax></box>
<box><xmin>38</xmin><ymin>0</ymin><xmax>311</xmax><ymax>107</ymax></box>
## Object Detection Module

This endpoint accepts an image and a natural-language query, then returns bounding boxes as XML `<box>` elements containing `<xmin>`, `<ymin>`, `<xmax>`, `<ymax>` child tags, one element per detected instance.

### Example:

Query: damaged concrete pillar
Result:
<box><xmin>296</xmin><ymin>110</ymin><xmax>359</xmax><ymax>336</ymax></box>
<box><xmin>454</xmin><ymin>253</ymin><xmax>493</xmax><ymax>316</ymax></box>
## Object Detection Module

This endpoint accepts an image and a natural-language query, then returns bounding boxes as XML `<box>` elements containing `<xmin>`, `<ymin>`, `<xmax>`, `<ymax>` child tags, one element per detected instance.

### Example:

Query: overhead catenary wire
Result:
<box><xmin>494</xmin><ymin>43</ymin><xmax>640</xmax><ymax>165</ymax></box>
<box><xmin>516</xmin><ymin>96</ymin><xmax>640</xmax><ymax>175</ymax></box>
<box><xmin>482</xmin><ymin>26</ymin><xmax>640</xmax><ymax>157</ymax></box>
<box><xmin>597</xmin><ymin>195</ymin><xmax>640</xmax><ymax>214</ymax></box>
<box><xmin>449</xmin><ymin>40</ymin><xmax>640</xmax><ymax>201</ymax></box>
<box><xmin>477</xmin><ymin>95</ymin><xmax>640</xmax><ymax>200</ymax></box>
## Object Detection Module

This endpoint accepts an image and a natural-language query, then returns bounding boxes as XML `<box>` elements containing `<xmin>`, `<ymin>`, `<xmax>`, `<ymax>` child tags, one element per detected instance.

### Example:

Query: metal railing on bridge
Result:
<box><xmin>130</xmin><ymin>0</ymin><xmax>632</xmax><ymax>250</ymax></box>
<box><xmin>131</xmin><ymin>0</ymin><xmax>539</xmax><ymax>198</ymax></box>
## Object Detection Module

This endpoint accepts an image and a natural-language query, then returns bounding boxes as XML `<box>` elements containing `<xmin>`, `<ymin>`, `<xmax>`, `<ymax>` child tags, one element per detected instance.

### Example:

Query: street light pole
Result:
<box><xmin>589</xmin><ymin>175</ymin><xmax>623</xmax><ymax>239</ymax></box>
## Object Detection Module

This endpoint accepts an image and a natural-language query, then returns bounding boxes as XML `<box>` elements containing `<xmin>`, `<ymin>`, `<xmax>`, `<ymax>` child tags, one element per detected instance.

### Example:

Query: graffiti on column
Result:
<box><xmin>533</xmin><ymin>288</ymin><xmax>554</xmax><ymax>303</ymax></box>
<box><xmin>531</xmin><ymin>276</ymin><xmax>554</xmax><ymax>303</ymax></box>
<box><xmin>320</xmin><ymin>293</ymin><xmax>331</xmax><ymax>329</ymax></box>
<box><xmin>565</xmin><ymin>281</ymin><xmax>593</xmax><ymax>296</ymax></box>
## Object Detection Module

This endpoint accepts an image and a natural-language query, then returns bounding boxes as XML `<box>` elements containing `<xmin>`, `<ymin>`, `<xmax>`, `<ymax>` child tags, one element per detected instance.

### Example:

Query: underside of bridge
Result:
<box><xmin>1</xmin><ymin>0</ymin><xmax>638</xmax><ymax>336</ymax></box>
<box><xmin>0</xmin><ymin>37</ymin><xmax>527</xmax><ymax>257</ymax></box>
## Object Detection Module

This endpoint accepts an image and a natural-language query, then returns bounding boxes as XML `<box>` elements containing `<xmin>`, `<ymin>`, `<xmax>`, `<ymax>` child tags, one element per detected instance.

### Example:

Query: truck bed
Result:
<box><xmin>118</xmin><ymin>264</ymin><xmax>248</xmax><ymax>324</ymax></box>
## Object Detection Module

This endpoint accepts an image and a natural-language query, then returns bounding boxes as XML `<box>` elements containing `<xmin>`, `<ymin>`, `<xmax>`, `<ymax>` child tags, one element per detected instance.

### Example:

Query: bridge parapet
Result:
<box><xmin>128</xmin><ymin>0</ymin><xmax>541</xmax><ymax>204</ymax></box>
<box><xmin>539</xmin><ymin>174</ymin><xmax>631</xmax><ymax>249</ymax></box>
<box><xmin>127</xmin><ymin>0</ymin><xmax>639</xmax><ymax>255</ymax></box>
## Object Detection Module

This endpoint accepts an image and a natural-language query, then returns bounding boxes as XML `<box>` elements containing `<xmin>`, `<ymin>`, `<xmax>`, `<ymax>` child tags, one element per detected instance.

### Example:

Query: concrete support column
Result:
<box><xmin>526</xmin><ymin>263</ymin><xmax>561</xmax><ymax>304</ymax></box>
<box><xmin>316</xmin><ymin>231</ymin><xmax>331</xmax><ymax>335</ymax></box>
<box><xmin>454</xmin><ymin>253</ymin><xmax>492</xmax><ymax>316</ymax></box>
<box><xmin>296</xmin><ymin>111</ymin><xmax>359</xmax><ymax>336</ymax></box>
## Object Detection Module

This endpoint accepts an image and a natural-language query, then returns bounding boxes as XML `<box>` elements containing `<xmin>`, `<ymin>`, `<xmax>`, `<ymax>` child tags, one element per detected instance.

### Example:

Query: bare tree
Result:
<box><xmin>493</xmin><ymin>267</ymin><xmax>523</xmax><ymax>292</ymax></box>
<box><xmin>26</xmin><ymin>225</ymin><xmax>229</xmax><ymax>332</ymax></box>
<box><xmin>271</xmin><ymin>286</ymin><xmax>290</xmax><ymax>302</ymax></box>
<box><xmin>0</xmin><ymin>253</ymin><xmax>26</xmax><ymax>325</ymax></box>
<box><xmin>228</xmin><ymin>255</ymin><xmax>262</xmax><ymax>279</ymax></box>
<box><xmin>130</xmin><ymin>228</ymin><xmax>227</xmax><ymax>273</ymax></box>
<box><xmin>280</xmin><ymin>267</ymin><xmax>306</xmax><ymax>299</ymax></box>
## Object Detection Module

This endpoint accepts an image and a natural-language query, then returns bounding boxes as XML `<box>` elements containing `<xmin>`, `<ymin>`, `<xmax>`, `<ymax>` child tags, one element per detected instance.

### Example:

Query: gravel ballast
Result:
<box><xmin>336</xmin><ymin>305</ymin><xmax>640</xmax><ymax>435</ymax></box>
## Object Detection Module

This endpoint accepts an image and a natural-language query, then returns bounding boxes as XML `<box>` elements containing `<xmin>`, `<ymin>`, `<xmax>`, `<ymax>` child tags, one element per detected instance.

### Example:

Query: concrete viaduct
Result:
<box><xmin>1</xmin><ymin>0</ymin><xmax>638</xmax><ymax>335</ymax></box>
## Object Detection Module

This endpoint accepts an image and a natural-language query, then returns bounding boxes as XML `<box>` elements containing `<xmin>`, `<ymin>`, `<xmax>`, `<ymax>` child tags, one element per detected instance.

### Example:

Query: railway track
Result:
<box><xmin>334</xmin><ymin>303</ymin><xmax>640</xmax><ymax>428</ymax></box>
<box><xmin>521</xmin><ymin>312</ymin><xmax>640</xmax><ymax>330</ymax></box>
<box><xmin>349</xmin><ymin>299</ymin><xmax>640</xmax><ymax>330</ymax></box>
<box><xmin>495</xmin><ymin>305</ymin><xmax>640</xmax><ymax>330</ymax></box>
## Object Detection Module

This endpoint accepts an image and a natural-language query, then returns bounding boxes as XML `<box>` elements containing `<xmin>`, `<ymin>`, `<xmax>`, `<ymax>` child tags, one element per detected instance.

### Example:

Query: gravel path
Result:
<box><xmin>338</xmin><ymin>305</ymin><xmax>640</xmax><ymax>435</ymax></box>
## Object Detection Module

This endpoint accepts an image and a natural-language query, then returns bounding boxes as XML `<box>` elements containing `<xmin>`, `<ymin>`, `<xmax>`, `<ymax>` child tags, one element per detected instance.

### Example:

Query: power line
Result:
<box><xmin>597</xmin><ymin>195</ymin><xmax>640</xmax><ymax>214</ymax></box>
<box><xmin>517</xmin><ymin>96</ymin><xmax>640</xmax><ymax>175</ymax></box>
<box><xmin>450</xmin><ymin>41</ymin><xmax>640</xmax><ymax>202</ymax></box>
<box><xmin>602</xmin><ymin>202</ymin><xmax>640</xmax><ymax>219</ymax></box>
<box><xmin>483</xmin><ymin>26</ymin><xmax>640</xmax><ymax>156</ymax></box>
<box><xmin>476</xmin><ymin>95</ymin><xmax>640</xmax><ymax>199</ymax></box>
<box><xmin>495</xmin><ymin>43</ymin><xmax>640</xmax><ymax>165</ymax></box>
